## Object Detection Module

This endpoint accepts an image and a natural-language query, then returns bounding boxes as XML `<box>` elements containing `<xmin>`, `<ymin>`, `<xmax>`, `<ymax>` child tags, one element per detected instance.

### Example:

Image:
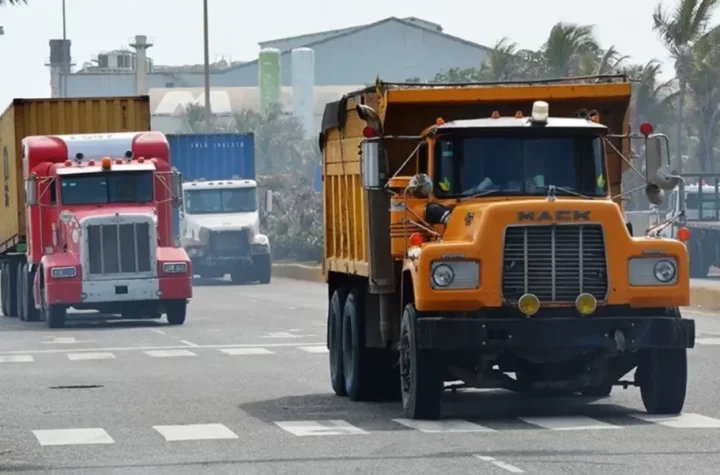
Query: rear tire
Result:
<box><xmin>6</xmin><ymin>261</ymin><xmax>18</xmax><ymax>317</ymax></box>
<box><xmin>399</xmin><ymin>303</ymin><xmax>444</xmax><ymax>420</ymax></box>
<box><xmin>16</xmin><ymin>263</ymin><xmax>26</xmax><ymax>321</ymax></box>
<box><xmin>1</xmin><ymin>261</ymin><xmax>9</xmax><ymax>317</ymax></box>
<box><xmin>342</xmin><ymin>289</ymin><xmax>376</xmax><ymax>401</ymax></box>
<box><xmin>166</xmin><ymin>299</ymin><xmax>187</xmax><ymax>325</ymax></box>
<box><xmin>328</xmin><ymin>288</ymin><xmax>347</xmax><ymax>397</ymax></box>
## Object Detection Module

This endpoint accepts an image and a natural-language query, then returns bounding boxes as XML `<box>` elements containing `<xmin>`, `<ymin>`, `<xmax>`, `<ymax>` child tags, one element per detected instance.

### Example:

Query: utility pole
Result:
<box><xmin>62</xmin><ymin>0</ymin><xmax>68</xmax><ymax>97</ymax></box>
<box><xmin>202</xmin><ymin>0</ymin><xmax>212</xmax><ymax>132</ymax></box>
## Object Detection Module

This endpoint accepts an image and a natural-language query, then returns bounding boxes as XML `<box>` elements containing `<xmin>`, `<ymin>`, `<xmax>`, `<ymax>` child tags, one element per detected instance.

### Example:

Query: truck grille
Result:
<box><xmin>501</xmin><ymin>225</ymin><xmax>608</xmax><ymax>303</ymax></box>
<box><xmin>87</xmin><ymin>223</ymin><xmax>152</xmax><ymax>275</ymax></box>
<box><xmin>210</xmin><ymin>230</ymin><xmax>249</xmax><ymax>253</ymax></box>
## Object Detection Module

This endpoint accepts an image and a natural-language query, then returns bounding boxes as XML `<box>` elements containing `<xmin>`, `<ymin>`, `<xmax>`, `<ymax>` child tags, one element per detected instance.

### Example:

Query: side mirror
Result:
<box><xmin>645</xmin><ymin>135</ymin><xmax>680</xmax><ymax>204</ymax></box>
<box><xmin>25</xmin><ymin>176</ymin><xmax>37</xmax><ymax>206</ymax></box>
<box><xmin>361</xmin><ymin>138</ymin><xmax>384</xmax><ymax>190</ymax></box>
<box><xmin>171</xmin><ymin>170</ymin><xmax>183</xmax><ymax>209</ymax></box>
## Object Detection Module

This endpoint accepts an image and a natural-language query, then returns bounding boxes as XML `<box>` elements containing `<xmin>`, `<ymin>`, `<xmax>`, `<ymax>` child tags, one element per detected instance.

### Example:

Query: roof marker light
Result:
<box><xmin>531</xmin><ymin>101</ymin><xmax>549</xmax><ymax>123</ymax></box>
<box><xmin>87</xmin><ymin>160</ymin><xmax>95</xmax><ymax>166</ymax></box>
<box><xmin>115</xmin><ymin>159</ymin><xmax>123</xmax><ymax>165</ymax></box>
<box><xmin>64</xmin><ymin>160</ymin><xmax>72</xmax><ymax>167</ymax></box>
<box><xmin>491</xmin><ymin>111</ymin><xmax>500</xmax><ymax>119</ymax></box>
<box><xmin>515</xmin><ymin>111</ymin><xmax>523</xmax><ymax>118</ymax></box>
<box><xmin>101</xmin><ymin>157</ymin><xmax>112</xmax><ymax>170</ymax></box>
<box><xmin>137</xmin><ymin>157</ymin><xmax>145</xmax><ymax>163</ymax></box>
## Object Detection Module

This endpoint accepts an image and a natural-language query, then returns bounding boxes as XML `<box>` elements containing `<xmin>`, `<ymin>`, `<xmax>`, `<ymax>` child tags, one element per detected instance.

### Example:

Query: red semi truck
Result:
<box><xmin>4</xmin><ymin>131</ymin><xmax>192</xmax><ymax>328</ymax></box>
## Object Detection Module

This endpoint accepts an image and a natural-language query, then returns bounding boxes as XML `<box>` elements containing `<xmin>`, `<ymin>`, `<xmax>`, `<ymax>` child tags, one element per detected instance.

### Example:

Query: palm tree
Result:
<box><xmin>652</xmin><ymin>0</ymin><xmax>720</xmax><ymax>169</ymax></box>
<box><xmin>478</xmin><ymin>38</ymin><xmax>523</xmax><ymax>81</ymax></box>
<box><xmin>0</xmin><ymin>0</ymin><xmax>27</xmax><ymax>4</ymax></box>
<box><xmin>540</xmin><ymin>23</ymin><xmax>600</xmax><ymax>78</ymax></box>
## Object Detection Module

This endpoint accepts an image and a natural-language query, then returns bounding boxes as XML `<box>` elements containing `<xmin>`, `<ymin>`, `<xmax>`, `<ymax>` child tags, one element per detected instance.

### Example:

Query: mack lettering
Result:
<box><xmin>517</xmin><ymin>210</ymin><xmax>591</xmax><ymax>222</ymax></box>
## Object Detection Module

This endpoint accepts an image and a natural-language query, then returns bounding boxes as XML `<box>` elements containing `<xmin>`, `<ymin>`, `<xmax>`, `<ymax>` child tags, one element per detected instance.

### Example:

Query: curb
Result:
<box><xmin>271</xmin><ymin>263</ymin><xmax>324</xmax><ymax>283</ymax></box>
<box><xmin>272</xmin><ymin>263</ymin><xmax>720</xmax><ymax>313</ymax></box>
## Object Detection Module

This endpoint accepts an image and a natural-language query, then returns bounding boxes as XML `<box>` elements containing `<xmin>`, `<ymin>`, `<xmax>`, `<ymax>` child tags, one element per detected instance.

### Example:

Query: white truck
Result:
<box><xmin>658</xmin><ymin>174</ymin><xmax>720</xmax><ymax>277</ymax></box>
<box><xmin>178</xmin><ymin>179</ymin><xmax>272</xmax><ymax>284</ymax></box>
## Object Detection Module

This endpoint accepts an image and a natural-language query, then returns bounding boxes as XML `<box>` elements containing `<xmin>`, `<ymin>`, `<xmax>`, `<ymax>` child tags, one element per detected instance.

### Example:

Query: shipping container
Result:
<box><xmin>167</xmin><ymin>133</ymin><xmax>255</xmax><ymax>182</ymax></box>
<box><xmin>0</xmin><ymin>96</ymin><xmax>151</xmax><ymax>255</ymax></box>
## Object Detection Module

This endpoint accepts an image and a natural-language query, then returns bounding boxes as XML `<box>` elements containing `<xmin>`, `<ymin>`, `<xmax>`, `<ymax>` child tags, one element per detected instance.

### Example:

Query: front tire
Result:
<box><xmin>253</xmin><ymin>254</ymin><xmax>271</xmax><ymax>284</ymax></box>
<box><xmin>166</xmin><ymin>299</ymin><xmax>187</xmax><ymax>325</ymax></box>
<box><xmin>399</xmin><ymin>303</ymin><xmax>444</xmax><ymax>420</ymax></box>
<box><xmin>46</xmin><ymin>305</ymin><xmax>67</xmax><ymax>329</ymax></box>
<box><xmin>639</xmin><ymin>348</ymin><xmax>687</xmax><ymax>414</ymax></box>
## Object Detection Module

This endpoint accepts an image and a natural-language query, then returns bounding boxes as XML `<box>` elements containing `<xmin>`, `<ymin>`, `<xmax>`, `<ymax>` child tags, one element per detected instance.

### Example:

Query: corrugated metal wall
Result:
<box><xmin>167</xmin><ymin>133</ymin><xmax>255</xmax><ymax>181</ymax></box>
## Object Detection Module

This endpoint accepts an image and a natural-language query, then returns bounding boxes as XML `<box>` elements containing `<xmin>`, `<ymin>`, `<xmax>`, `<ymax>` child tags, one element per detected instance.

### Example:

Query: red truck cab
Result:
<box><xmin>21</xmin><ymin>131</ymin><xmax>192</xmax><ymax>328</ymax></box>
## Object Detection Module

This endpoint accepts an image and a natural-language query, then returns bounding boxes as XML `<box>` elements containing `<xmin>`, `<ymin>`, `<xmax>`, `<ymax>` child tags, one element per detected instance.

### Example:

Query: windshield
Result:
<box><xmin>60</xmin><ymin>171</ymin><xmax>153</xmax><ymax>205</ymax></box>
<box><xmin>434</xmin><ymin>130</ymin><xmax>607</xmax><ymax>198</ymax></box>
<box><xmin>184</xmin><ymin>188</ymin><xmax>257</xmax><ymax>214</ymax></box>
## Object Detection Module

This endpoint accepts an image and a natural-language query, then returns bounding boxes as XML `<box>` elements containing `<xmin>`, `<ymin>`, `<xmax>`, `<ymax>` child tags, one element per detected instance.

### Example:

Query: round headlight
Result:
<box><xmin>432</xmin><ymin>264</ymin><xmax>455</xmax><ymax>287</ymax></box>
<box><xmin>654</xmin><ymin>259</ymin><xmax>677</xmax><ymax>283</ymax></box>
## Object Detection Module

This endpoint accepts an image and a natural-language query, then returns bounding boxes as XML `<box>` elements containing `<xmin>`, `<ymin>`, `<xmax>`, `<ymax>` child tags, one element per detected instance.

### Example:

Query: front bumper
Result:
<box><xmin>47</xmin><ymin>276</ymin><xmax>192</xmax><ymax>305</ymax></box>
<box><xmin>415</xmin><ymin>316</ymin><xmax>695</xmax><ymax>352</ymax></box>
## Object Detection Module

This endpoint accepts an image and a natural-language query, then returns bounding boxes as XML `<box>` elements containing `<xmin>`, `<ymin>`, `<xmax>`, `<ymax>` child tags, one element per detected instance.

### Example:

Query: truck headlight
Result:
<box><xmin>163</xmin><ymin>262</ymin><xmax>187</xmax><ymax>274</ymax></box>
<box><xmin>628</xmin><ymin>257</ymin><xmax>678</xmax><ymax>286</ymax></box>
<box><xmin>430</xmin><ymin>261</ymin><xmax>480</xmax><ymax>290</ymax></box>
<box><xmin>431</xmin><ymin>264</ymin><xmax>454</xmax><ymax>287</ymax></box>
<box><xmin>51</xmin><ymin>266</ymin><xmax>76</xmax><ymax>279</ymax></box>
<box><xmin>654</xmin><ymin>259</ymin><xmax>677</xmax><ymax>283</ymax></box>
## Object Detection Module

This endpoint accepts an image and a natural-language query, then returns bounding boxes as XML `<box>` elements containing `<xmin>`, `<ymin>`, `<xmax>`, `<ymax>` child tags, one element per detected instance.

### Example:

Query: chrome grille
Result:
<box><xmin>210</xmin><ymin>230</ymin><xmax>249</xmax><ymax>253</ymax></box>
<box><xmin>501</xmin><ymin>225</ymin><xmax>608</xmax><ymax>303</ymax></box>
<box><xmin>87</xmin><ymin>223</ymin><xmax>152</xmax><ymax>275</ymax></box>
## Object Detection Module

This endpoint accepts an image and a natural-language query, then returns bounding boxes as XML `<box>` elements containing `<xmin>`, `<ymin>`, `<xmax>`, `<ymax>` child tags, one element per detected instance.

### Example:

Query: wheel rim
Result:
<box><xmin>342</xmin><ymin>314</ymin><xmax>354</xmax><ymax>386</ymax></box>
<box><xmin>399</xmin><ymin>319</ymin><xmax>411</xmax><ymax>402</ymax></box>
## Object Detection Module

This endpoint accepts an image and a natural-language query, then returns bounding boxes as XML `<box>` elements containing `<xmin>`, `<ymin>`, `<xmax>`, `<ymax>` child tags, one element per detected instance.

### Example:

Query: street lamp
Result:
<box><xmin>202</xmin><ymin>0</ymin><xmax>212</xmax><ymax>132</ymax></box>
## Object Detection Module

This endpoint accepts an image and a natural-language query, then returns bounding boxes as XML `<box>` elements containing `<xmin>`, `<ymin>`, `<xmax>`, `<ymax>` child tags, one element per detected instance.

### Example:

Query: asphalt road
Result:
<box><xmin>1</xmin><ymin>277</ymin><xmax>720</xmax><ymax>475</ymax></box>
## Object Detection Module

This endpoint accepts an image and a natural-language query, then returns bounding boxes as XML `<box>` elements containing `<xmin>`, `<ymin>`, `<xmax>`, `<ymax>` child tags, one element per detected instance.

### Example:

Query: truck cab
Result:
<box><xmin>179</xmin><ymin>178</ymin><xmax>271</xmax><ymax>284</ymax></box>
<box><xmin>22</xmin><ymin>132</ymin><xmax>192</xmax><ymax>328</ymax></box>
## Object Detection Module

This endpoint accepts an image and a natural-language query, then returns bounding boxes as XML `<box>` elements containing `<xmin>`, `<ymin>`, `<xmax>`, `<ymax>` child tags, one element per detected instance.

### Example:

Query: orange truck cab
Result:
<box><xmin>320</xmin><ymin>76</ymin><xmax>694</xmax><ymax>420</ymax></box>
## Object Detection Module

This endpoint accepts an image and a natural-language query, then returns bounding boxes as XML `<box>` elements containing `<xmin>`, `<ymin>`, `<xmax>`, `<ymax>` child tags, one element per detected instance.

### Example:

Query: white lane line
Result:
<box><xmin>298</xmin><ymin>346</ymin><xmax>328</xmax><ymax>353</ymax></box>
<box><xmin>696</xmin><ymin>337</ymin><xmax>720</xmax><ymax>345</ymax></box>
<box><xmin>474</xmin><ymin>455</ymin><xmax>525</xmax><ymax>473</ymax></box>
<box><xmin>153</xmin><ymin>423</ymin><xmax>238</xmax><ymax>441</ymax></box>
<box><xmin>0</xmin><ymin>355</ymin><xmax>34</xmax><ymax>363</ymax></box>
<box><xmin>180</xmin><ymin>340</ymin><xmax>199</xmax><ymax>347</ymax></box>
<box><xmin>0</xmin><ymin>341</ymin><xmax>327</xmax><ymax>356</ymax></box>
<box><xmin>393</xmin><ymin>419</ymin><xmax>495</xmax><ymax>433</ymax></box>
<box><xmin>144</xmin><ymin>350</ymin><xmax>197</xmax><ymax>358</ymax></box>
<box><xmin>519</xmin><ymin>416</ymin><xmax>620</xmax><ymax>431</ymax></box>
<box><xmin>149</xmin><ymin>329</ymin><xmax>166</xmax><ymax>335</ymax></box>
<box><xmin>219</xmin><ymin>348</ymin><xmax>274</xmax><ymax>355</ymax></box>
<box><xmin>274</xmin><ymin>420</ymin><xmax>368</xmax><ymax>436</ymax></box>
<box><xmin>631</xmin><ymin>413</ymin><xmax>720</xmax><ymax>428</ymax></box>
<box><xmin>33</xmin><ymin>428</ymin><xmax>115</xmax><ymax>446</ymax></box>
<box><xmin>67</xmin><ymin>352</ymin><xmax>116</xmax><ymax>361</ymax></box>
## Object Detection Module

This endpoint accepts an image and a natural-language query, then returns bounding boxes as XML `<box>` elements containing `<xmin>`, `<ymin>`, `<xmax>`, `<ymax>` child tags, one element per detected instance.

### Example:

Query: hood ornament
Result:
<box><xmin>546</xmin><ymin>185</ymin><xmax>557</xmax><ymax>202</ymax></box>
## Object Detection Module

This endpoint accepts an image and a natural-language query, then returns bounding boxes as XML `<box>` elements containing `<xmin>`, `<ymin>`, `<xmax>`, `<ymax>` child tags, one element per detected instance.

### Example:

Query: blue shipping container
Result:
<box><xmin>168</xmin><ymin>133</ymin><xmax>256</xmax><ymax>240</ymax></box>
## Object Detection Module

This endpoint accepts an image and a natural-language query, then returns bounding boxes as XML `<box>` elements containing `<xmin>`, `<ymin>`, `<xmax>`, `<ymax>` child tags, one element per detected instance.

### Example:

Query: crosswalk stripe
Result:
<box><xmin>518</xmin><ymin>416</ymin><xmax>621</xmax><ymax>431</ymax></box>
<box><xmin>0</xmin><ymin>355</ymin><xmax>33</xmax><ymax>363</ymax></box>
<box><xmin>67</xmin><ymin>352</ymin><xmax>116</xmax><ymax>361</ymax></box>
<box><xmin>153</xmin><ymin>423</ymin><xmax>239</xmax><ymax>441</ymax></box>
<box><xmin>274</xmin><ymin>420</ymin><xmax>368</xmax><ymax>436</ymax></box>
<box><xmin>298</xmin><ymin>346</ymin><xmax>328</xmax><ymax>353</ymax></box>
<box><xmin>219</xmin><ymin>348</ymin><xmax>274</xmax><ymax>355</ymax></box>
<box><xmin>696</xmin><ymin>338</ymin><xmax>720</xmax><ymax>345</ymax></box>
<box><xmin>393</xmin><ymin>419</ymin><xmax>495</xmax><ymax>432</ymax></box>
<box><xmin>630</xmin><ymin>413</ymin><xmax>720</xmax><ymax>428</ymax></box>
<box><xmin>144</xmin><ymin>350</ymin><xmax>197</xmax><ymax>358</ymax></box>
<box><xmin>33</xmin><ymin>428</ymin><xmax>114</xmax><ymax>446</ymax></box>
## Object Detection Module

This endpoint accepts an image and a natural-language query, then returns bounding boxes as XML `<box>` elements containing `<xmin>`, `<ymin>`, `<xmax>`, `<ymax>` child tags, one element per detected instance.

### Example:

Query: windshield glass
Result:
<box><xmin>60</xmin><ymin>171</ymin><xmax>153</xmax><ymax>205</ymax></box>
<box><xmin>184</xmin><ymin>188</ymin><xmax>257</xmax><ymax>214</ymax></box>
<box><xmin>434</xmin><ymin>130</ymin><xmax>607</xmax><ymax>198</ymax></box>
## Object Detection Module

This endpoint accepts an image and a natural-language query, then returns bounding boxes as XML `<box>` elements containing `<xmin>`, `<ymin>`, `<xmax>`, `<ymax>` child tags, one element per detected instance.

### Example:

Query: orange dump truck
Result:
<box><xmin>319</xmin><ymin>75</ymin><xmax>694</xmax><ymax>420</ymax></box>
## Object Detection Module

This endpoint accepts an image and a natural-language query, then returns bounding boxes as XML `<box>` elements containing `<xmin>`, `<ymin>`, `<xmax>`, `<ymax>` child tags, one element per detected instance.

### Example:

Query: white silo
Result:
<box><xmin>291</xmin><ymin>47</ymin><xmax>315</xmax><ymax>139</ymax></box>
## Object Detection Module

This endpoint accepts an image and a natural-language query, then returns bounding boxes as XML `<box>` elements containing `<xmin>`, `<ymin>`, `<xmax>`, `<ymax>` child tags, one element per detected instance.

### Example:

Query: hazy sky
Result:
<box><xmin>0</xmin><ymin>0</ymin><xmax>711</xmax><ymax>108</ymax></box>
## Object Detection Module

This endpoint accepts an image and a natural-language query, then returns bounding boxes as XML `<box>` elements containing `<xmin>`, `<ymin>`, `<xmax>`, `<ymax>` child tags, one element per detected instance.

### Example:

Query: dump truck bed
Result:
<box><xmin>319</xmin><ymin>76</ymin><xmax>633</xmax><ymax>277</ymax></box>
<box><xmin>0</xmin><ymin>96</ymin><xmax>151</xmax><ymax>255</ymax></box>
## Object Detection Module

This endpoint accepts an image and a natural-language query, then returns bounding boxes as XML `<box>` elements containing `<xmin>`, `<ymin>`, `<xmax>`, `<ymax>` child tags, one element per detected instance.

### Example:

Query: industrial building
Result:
<box><xmin>47</xmin><ymin>16</ymin><xmax>490</xmax><ymax>135</ymax></box>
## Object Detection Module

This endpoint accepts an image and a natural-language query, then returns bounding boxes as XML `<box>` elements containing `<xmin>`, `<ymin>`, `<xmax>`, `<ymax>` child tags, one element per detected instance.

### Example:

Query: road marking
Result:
<box><xmin>180</xmin><ymin>340</ymin><xmax>199</xmax><ymax>347</ymax></box>
<box><xmin>43</xmin><ymin>336</ymin><xmax>94</xmax><ymax>344</ymax></box>
<box><xmin>67</xmin><ymin>352</ymin><xmax>115</xmax><ymax>361</ymax></box>
<box><xmin>219</xmin><ymin>348</ymin><xmax>274</xmax><ymax>355</ymax></box>
<box><xmin>274</xmin><ymin>420</ymin><xmax>368</xmax><ymax>436</ymax></box>
<box><xmin>33</xmin><ymin>428</ymin><xmax>114</xmax><ymax>446</ymax></box>
<box><xmin>144</xmin><ymin>349</ymin><xmax>197</xmax><ymax>358</ymax></box>
<box><xmin>149</xmin><ymin>329</ymin><xmax>166</xmax><ymax>335</ymax></box>
<box><xmin>263</xmin><ymin>332</ymin><xmax>297</xmax><ymax>338</ymax></box>
<box><xmin>474</xmin><ymin>455</ymin><xmax>525</xmax><ymax>473</ymax></box>
<box><xmin>631</xmin><ymin>413</ymin><xmax>720</xmax><ymax>428</ymax></box>
<box><xmin>0</xmin><ymin>355</ymin><xmax>33</xmax><ymax>363</ymax></box>
<box><xmin>393</xmin><ymin>419</ymin><xmax>495</xmax><ymax>433</ymax></box>
<box><xmin>519</xmin><ymin>416</ymin><xmax>620</xmax><ymax>430</ymax></box>
<box><xmin>298</xmin><ymin>346</ymin><xmax>328</xmax><ymax>353</ymax></box>
<box><xmin>696</xmin><ymin>337</ymin><xmax>720</xmax><ymax>345</ymax></box>
<box><xmin>0</xmin><ymin>341</ymin><xmax>327</xmax><ymax>356</ymax></box>
<box><xmin>153</xmin><ymin>423</ymin><xmax>238</xmax><ymax>441</ymax></box>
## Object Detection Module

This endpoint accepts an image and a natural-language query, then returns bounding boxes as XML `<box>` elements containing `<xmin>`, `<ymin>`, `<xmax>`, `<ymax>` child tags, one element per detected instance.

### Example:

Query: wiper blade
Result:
<box><xmin>536</xmin><ymin>185</ymin><xmax>593</xmax><ymax>200</ymax></box>
<box><xmin>458</xmin><ymin>189</ymin><xmax>503</xmax><ymax>201</ymax></box>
